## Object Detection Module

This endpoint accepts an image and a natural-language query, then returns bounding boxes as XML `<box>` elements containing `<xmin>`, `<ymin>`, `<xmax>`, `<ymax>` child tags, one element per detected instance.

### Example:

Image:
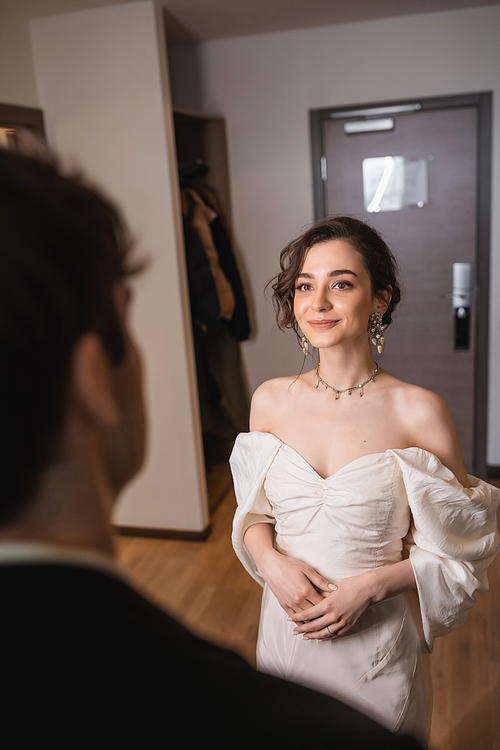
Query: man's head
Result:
<box><xmin>0</xmin><ymin>147</ymin><xmax>146</xmax><ymax>527</ymax></box>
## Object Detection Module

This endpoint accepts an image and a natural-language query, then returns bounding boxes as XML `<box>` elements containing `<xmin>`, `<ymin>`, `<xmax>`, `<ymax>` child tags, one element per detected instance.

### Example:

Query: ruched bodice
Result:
<box><xmin>265</xmin><ymin>445</ymin><xmax>410</xmax><ymax>581</ymax></box>
<box><xmin>230</xmin><ymin>431</ymin><xmax>500</xmax><ymax>741</ymax></box>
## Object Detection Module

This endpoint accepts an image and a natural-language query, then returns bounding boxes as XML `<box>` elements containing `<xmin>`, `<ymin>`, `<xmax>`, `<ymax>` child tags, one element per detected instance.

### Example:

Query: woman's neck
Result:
<box><xmin>316</xmin><ymin>343</ymin><xmax>377</xmax><ymax>392</ymax></box>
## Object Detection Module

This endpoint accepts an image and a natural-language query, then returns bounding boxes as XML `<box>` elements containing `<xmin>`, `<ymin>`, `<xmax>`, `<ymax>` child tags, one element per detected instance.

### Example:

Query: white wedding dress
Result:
<box><xmin>230</xmin><ymin>431</ymin><xmax>499</xmax><ymax>742</ymax></box>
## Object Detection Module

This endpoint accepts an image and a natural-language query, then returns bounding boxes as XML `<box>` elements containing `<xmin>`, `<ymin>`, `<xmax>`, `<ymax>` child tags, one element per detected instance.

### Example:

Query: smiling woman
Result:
<box><xmin>293</xmin><ymin>241</ymin><xmax>389</xmax><ymax>358</ymax></box>
<box><xmin>271</xmin><ymin>216</ymin><xmax>401</xmax><ymax>348</ymax></box>
<box><xmin>229</xmin><ymin>216</ymin><xmax>500</xmax><ymax>744</ymax></box>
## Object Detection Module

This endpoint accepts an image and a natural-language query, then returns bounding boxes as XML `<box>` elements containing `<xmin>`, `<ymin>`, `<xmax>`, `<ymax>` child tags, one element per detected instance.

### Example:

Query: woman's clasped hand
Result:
<box><xmin>257</xmin><ymin>548</ymin><xmax>333</xmax><ymax>615</ymax></box>
<box><xmin>287</xmin><ymin>572</ymin><xmax>378</xmax><ymax>641</ymax></box>
<box><xmin>259</xmin><ymin>543</ymin><xmax>388</xmax><ymax>643</ymax></box>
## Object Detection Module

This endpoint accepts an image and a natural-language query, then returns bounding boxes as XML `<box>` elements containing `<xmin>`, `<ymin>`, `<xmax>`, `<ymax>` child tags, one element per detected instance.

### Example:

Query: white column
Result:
<box><xmin>30</xmin><ymin>1</ymin><xmax>209</xmax><ymax>534</ymax></box>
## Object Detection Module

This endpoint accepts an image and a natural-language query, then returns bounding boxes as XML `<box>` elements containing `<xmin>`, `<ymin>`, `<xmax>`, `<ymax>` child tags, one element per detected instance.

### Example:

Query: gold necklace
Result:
<box><xmin>314</xmin><ymin>363</ymin><xmax>378</xmax><ymax>399</ymax></box>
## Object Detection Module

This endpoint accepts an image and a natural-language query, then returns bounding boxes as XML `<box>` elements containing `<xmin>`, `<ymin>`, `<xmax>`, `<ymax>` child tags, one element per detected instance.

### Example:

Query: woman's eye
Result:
<box><xmin>295</xmin><ymin>283</ymin><xmax>313</xmax><ymax>292</ymax></box>
<box><xmin>334</xmin><ymin>280</ymin><xmax>352</xmax><ymax>290</ymax></box>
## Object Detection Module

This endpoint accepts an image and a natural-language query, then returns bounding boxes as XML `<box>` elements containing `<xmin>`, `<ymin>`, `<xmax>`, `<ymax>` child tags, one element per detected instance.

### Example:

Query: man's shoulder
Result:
<box><xmin>0</xmin><ymin>563</ymin><xmax>201</xmax><ymax>637</ymax></box>
<box><xmin>0</xmin><ymin>564</ymin><xmax>421</xmax><ymax>749</ymax></box>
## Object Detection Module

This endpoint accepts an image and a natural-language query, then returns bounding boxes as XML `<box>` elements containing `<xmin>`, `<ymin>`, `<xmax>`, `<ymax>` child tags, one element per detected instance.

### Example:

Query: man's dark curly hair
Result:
<box><xmin>0</xmin><ymin>147</ymin><xmax>141</xmax><ymax>524</ymax></box>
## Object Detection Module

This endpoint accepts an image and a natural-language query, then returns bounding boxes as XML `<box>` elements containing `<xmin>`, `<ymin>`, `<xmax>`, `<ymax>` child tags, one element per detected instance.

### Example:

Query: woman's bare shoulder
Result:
<box><xmin>383</xmin><ymin>374</ymin><xmax>468</xmax><ymax>485</ymax></box>
<box><xmin>250</xmin><ymin>374</ymin><xmax>308</xmax><ymax>432</ymax></box>
<box><xmin>385</xmin><ymin>376</ymin><xmax>449</xmax><ymax>417</ymax></box>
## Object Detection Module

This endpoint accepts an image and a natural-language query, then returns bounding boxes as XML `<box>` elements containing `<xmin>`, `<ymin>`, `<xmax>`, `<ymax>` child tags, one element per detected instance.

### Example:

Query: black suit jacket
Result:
<box><xmin>0</xmin><ymin>564</ymin><xmax>422</xmax><ymax>749</ymax></box>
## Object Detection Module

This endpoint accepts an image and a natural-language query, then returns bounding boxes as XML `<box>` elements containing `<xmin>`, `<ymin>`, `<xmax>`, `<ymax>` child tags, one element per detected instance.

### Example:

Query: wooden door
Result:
<box><xmin>311</xmin><ymin>97</ymin><xmax>492</xmax><ymax>474</ymax></box>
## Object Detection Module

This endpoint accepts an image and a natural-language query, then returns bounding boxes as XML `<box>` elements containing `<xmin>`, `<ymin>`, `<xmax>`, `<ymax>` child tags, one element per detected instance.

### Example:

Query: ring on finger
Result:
<box><xmin>326</xmin><ymin>625</ymin><xmax>335</xmax><ymax>637</ymax></box>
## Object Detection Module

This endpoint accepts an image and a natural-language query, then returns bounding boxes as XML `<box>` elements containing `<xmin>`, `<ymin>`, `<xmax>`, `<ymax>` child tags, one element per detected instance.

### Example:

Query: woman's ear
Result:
<box><xmin>70</xmin><ymin>332</ymin><xmax>120</xmax><ymax>426</ymax></box>
<box><xmin>375</xmin><ymin>286</ymin><xmax>392</xmax><ymax>316</ymax></box>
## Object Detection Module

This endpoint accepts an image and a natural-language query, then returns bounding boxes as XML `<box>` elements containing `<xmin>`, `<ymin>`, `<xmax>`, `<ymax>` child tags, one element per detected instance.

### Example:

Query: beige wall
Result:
<box><xmin>172</xmin><ymin>4</ymin><xmax>500</xmax><ymax>464</ymax></box>
<box><xmin>30</xmin><ymin>1</ymin><xmax>209</xmax><ymax>532</ymax></box>
<box><xmin>2</xmin><ymin>0</ymin><xmax>500</xmax><ymax>464</ymax></box>
<box><xmin>0</xmin><ymin>0</ymin><xmax>129</xmax><ymax>107</ymax></box>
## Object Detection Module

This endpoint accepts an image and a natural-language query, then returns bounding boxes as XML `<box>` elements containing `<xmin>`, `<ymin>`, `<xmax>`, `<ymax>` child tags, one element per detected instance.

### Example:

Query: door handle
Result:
<box><xmin>452</xmin><ymin>262</ymin><xmax>472</xmax><ymax>351</ymax></box>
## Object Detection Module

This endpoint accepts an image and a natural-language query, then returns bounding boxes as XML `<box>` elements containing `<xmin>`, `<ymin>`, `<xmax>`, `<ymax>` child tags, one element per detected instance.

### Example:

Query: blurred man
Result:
<box><xmin>0</xmin><ymin>147</ymin><xmax>421</xmax><ymax>748</ymax></box>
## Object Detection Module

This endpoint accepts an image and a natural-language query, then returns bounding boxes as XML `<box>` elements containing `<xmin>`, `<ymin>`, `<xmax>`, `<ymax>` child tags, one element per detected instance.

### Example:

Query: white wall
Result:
<box><xmin>181</xmin><ymin>4</ymin><xmax>500</xmax><ymax>464</ymax></box>
<box><xmin>2</xmin><ymin>1</ymin><xmax>499</xmax><ymax>464</ymax></box>
<box><xmin>30</xmin><ymin>2</ymin><xmax>209</xmax><ymax>532</ymax></box>
<box><xmin>0</xmin><ymin>0</ymin><xmax>129</xmax><ymax>107</ymax></box>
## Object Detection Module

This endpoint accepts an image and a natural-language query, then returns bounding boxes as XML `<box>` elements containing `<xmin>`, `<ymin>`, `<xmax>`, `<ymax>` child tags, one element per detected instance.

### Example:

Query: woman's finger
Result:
<box><xmin>333</xmin><ymin>625</ymin><xmax>351</xmax><ymax>637</ymax></box>
<box><xmin>287</xmin><ymin>599</ymin><xmax>328</xmax><ymax>623</ymax></box>
<box><xmin>281</xmin><ymin>580</ymin><xmax>327</xmax><ymax>611</ymax></box>
<box><xmin>288</xmin><ymin>604</ymin><xmax>308</xmax><ymax>616</ymax></box>
<box><xmin>306</xmin><ymin>591</ymin><xmax>326</xmax><ymax>607</ymax></box>
<box><xmin>307</xmin><ymin>569</ymin><xmax>336</xmax><ymax>593</ymax></box>
<box><xmin>293</xmin><ymin>614</ymin><xmax>341</xmax><ymax>635</ymax></box>
<box><xmin>304</xmin><ymin>624</ymin><xmax>339</xmax><ymax>640</ymax></box>
<box><xmin>286</xmin><ymin>588</ymin><xmax>324</xmax><ymax>612</ymax></box>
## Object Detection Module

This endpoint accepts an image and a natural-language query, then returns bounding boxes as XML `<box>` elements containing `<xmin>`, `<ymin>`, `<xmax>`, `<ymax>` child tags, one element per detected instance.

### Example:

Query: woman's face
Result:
<box><xmin>293</xmin><ymin>239</ymin><xmax>388</xmax><ymax>351</ymax></box>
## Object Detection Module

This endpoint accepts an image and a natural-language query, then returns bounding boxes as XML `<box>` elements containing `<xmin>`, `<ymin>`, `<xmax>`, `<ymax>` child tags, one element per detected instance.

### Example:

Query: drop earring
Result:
<box><xmin>300</xmin><ymin>333</ymin><xmax>309</xmax><ymax>356</ymax></box>
<box><xmin>370</xmin><ymin>312</ymin><xmax>386</xmax><ymax>354</ymax></box>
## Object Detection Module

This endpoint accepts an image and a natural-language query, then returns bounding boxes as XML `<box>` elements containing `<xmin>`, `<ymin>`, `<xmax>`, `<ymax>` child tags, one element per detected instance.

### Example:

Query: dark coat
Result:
<box><xmin>0</xmin><ymin>564</ymin><xmax>423</xmax><ymax>749</ymax></box>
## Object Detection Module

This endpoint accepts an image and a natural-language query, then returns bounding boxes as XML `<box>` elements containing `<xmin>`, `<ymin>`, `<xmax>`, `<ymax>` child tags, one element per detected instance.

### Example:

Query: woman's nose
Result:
<box><xmin>311</xmin><ymin>288</ymin><xmax>332</xmax><ymax>311</ymax></box>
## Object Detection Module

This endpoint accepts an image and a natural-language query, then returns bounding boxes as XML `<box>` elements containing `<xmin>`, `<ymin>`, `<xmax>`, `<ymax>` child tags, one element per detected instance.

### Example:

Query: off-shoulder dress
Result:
<box><xmin>230</xmin><ymin>431</ymin><xmax>500</xmax><ymax>742</ymax></box>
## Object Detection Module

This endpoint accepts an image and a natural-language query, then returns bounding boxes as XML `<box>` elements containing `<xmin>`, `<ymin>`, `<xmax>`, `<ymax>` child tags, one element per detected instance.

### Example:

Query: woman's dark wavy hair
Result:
<box><xmin>270</xmin><ymin>216</ymin><xmax>401</xmax><ymax>343</ymax></box>
<box><xmin>0</xmin><ymin>147</ymin><xmax>143</xmax><ymax>524</ymax></box>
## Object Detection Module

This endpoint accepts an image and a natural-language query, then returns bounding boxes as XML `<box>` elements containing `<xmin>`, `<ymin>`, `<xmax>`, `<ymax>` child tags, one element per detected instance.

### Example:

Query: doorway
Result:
<box><xmin>310</xmin><ymin>93</ymin><xmax>492</xmax><ymax>476</ymax></box>
<box><xmin>173</xmin><ymin>109</ymin><xmax>251</xmax><ymax>515</ymax></box>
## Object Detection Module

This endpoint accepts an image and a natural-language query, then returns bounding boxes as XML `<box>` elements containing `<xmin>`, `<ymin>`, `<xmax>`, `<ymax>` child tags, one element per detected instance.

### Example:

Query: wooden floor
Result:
<box><xmin>116</xmin><ymin>479</ymin><xmax>262</xmax><ymax>666</ymax></box>
<box><xmin>116</xmin><ymin>475</ymin><xmax>500</xmax><ymax>750</ymax></box>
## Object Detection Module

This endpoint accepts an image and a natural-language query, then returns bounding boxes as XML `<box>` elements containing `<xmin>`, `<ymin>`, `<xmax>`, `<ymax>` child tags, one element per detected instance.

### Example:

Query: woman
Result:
<box><xmin>230</xmin><ymin>217</ymin><xmax>499</xmax><ymax>743</ymax></box>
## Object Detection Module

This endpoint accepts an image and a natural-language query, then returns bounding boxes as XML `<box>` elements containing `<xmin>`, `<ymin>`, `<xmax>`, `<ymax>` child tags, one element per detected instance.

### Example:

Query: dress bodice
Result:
<box><xmin>264</xmin><ymin>445</ymin><xmax>410</xmax><ymax>581</ymax></box>
<box><xmin>230</xmin><ymin>431</ymin><xmax>500</xmax><ymax>650</ymax></box>
<box><xmin>230</xmin><ymin>432</ymin><xmax>500</xmax><ymax>737</ymax></box>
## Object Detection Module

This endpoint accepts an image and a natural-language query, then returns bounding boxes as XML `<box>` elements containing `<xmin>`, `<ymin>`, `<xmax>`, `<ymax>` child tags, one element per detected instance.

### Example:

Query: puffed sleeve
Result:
<box><xmin>230</xmin><ymin>431</ymin><xmax>282</xmax><ymax>586</ymax></box>
<box><xmin>391</xmin><ymin>448</ymin><xmax>500</xmax><ymax>651</ymax></box>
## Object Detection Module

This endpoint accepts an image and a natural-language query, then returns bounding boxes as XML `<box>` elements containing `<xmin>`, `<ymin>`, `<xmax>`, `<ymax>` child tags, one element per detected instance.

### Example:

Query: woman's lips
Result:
<box><xmin>307</xmin><ymin>320</ymin><xmax>340</xmax><ymax>329</ymax></box>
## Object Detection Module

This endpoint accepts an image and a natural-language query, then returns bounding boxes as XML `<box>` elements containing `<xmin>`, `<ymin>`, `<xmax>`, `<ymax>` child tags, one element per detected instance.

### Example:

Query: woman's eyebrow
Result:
<box><xmin>328</xmin><ymin>269</ymin><xmax>358</xmax><ymax>278</ymax></box>
<box><xmin>297</xmin><ymin>269</ymin><xmax>358</xmax><ymax>279</ymax></box>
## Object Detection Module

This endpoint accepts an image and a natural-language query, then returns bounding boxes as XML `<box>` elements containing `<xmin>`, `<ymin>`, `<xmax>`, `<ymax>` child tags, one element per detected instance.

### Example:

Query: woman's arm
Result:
<box><xmin>288</xmin><ymin>558</ymin><xmax>416</xmax><ymax>640</ymax></box>
<box><xmin>244</xmin><ymin>523</ymin><xmax>333</xmax><ymax>616</ymax></box>
<box><xmin>246</xmin><ymin>382</ymin><xmax>333</xmax><ymax>615</ymax></box>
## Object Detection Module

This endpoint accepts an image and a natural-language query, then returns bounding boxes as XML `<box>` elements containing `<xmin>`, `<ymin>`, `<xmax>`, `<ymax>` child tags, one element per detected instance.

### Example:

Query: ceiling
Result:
<box><xmin>162</xmin><ymin>0</ymin><xmax>500</xmax><ymax>42</ymax></box>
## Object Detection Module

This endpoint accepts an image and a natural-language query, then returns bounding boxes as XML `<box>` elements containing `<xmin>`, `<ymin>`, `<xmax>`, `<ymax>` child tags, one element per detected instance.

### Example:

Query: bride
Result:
<box><xmin>230</xmin><ymin>216</ymin><xmax>499</xmax><ymax>743</ymax></box>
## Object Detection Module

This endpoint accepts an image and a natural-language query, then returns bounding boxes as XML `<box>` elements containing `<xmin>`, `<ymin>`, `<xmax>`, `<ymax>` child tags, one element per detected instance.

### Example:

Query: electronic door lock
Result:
<box><xmin>452</xmin><ymin>263</ymin><xmax>472</xmax><ymax>351</ymax></box>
